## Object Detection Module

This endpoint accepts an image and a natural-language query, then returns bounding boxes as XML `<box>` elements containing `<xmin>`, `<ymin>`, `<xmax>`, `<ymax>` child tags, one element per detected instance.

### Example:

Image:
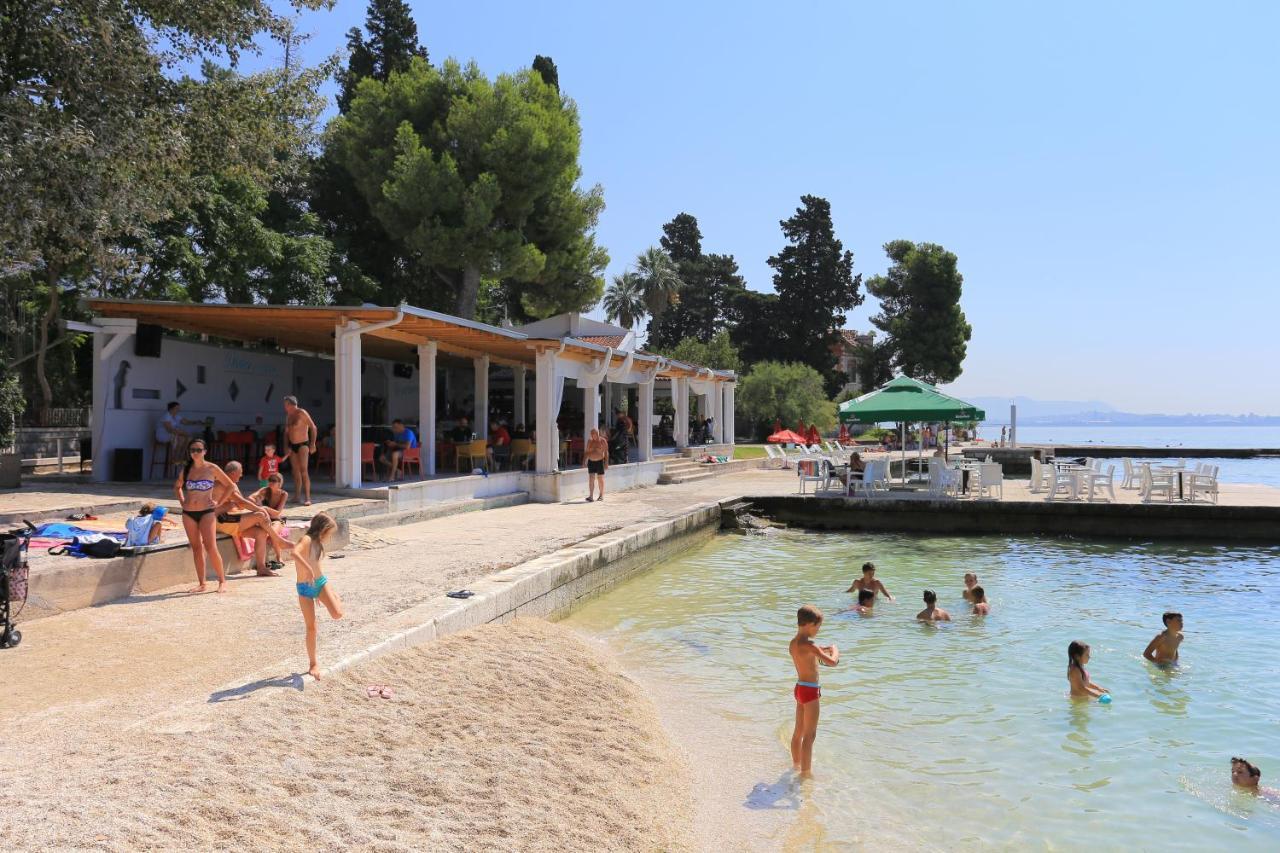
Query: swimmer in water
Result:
<box><xmin>849</xmin><ymin>588</ymin><xmax>876</xmax><ymax>616</ymax></box>
<box><xmin>1143</xmin><ymin>612</ymin><xmax>1183</xmax><ymax>665</ymax></box>
<box><xmin>846</xmin><ymin>561</ymin><xmax>894</xmax><ymax>601</ymax></box>
<box><xmin>971</xmin><ymin>585</ymin><xmax>990</xmax><ymax>615</ymax></box>
<box><xmin>1231</xmin><ymin>757</ymin><xmax>1280</xmax><ymax>803</ymax></box>
<box><xmin>1067</xmin><ymin>640</ymin><xmax>1109</xmax><ymax>699</ymax></box>
<box><xmin>962</xmin><ymin>572</ymin><xmax>979</xmax><ymax>602</ymax></box>
<box><xmin>788</xmin><ymin>605</ymin><xmax>839</xmax><ymax>775</ymax></box>
<box><xmin>916</xmin><ymin>589</ymin><xmax>951</xmax><ymax>622</ymax></box>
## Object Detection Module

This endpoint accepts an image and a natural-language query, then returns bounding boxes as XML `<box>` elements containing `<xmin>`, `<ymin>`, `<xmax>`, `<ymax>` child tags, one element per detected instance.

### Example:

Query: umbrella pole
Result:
<box><xmin>900</xmin><ymin>422</ymin><xmax>906</xmax><ymax>485</ymax></box>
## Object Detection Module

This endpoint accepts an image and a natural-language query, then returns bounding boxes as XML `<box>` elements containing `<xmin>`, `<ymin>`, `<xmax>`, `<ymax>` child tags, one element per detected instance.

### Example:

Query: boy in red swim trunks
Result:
<box><xmin>789</xmin><ymin>604</ymin><xmax>840</xmax><ymax>775</ymax></box>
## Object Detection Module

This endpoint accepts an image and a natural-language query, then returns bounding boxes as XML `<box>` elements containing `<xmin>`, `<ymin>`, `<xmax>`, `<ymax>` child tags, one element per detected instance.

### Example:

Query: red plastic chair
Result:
<box><xmin>402</xmin><ymin>446</ymin><xmax>422</xmax><ymax>478</ymax></box>
<box><xmin>360</xmin><ymin>442</ymin><xmax>378</xmax><ymax>479</ymax></box>
<box><xmin>315</xmin><ymin>445</ymin><xmax>335</xmax><ymax>477</ymax></box>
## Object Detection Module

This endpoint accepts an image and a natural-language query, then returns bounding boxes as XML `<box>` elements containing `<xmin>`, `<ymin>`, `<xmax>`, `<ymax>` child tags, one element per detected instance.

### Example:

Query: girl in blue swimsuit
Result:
<box><xmin>174</xmin><ymin>440</ymin><xmax>240</xmax><ymax>593</ymax></box>
<box><xmin>292</xmin><ymin>512</ymin><xmax>344</xmax><ymax>679</ymax></box>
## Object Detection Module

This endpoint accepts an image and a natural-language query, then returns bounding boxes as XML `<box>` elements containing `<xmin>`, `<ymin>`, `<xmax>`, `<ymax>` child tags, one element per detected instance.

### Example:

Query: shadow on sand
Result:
<box><xmin>208</xmin><ymin>673</ymin><xmax>304</xmax><ymax>703</ymax></box>
<box><xmin>744</xmin><ymin>770</ymin><xmax>802</xmax><ymax>810</ymax></box>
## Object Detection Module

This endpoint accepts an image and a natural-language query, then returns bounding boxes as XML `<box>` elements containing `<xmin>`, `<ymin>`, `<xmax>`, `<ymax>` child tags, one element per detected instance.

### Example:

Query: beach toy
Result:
<box><xmin>1099</xmin><ymin>694</ymin><xmax>1112</xmax><ymax>705</ymax></box>
<box><xmin>151</xmin><ymin>506</ymin><xmax>167</xmax><ymax>520</ymax></box>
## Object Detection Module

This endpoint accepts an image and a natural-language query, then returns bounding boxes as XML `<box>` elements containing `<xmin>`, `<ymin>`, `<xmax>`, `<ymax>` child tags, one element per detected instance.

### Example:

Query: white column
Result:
<box><xmin>674</xmin><ymin>377</ymin><xmax>688</xmax><ymax>449</ymax></box>
<box><xmin>513</xmin><ymin>365</ymin><xmax>527</xmax><ymax>427</ymax></box>
<box><xmin>534</xmin><ymin>349</ymin><xmax>558</xmax><ymax>473</ymax></box>
<box><xmin>712</xmin><ymin>383</ymin><xmax>725</xmax><ymax>443</ymax></box>
<box><xmin>582</xmin><ymin>382</ymin><xmax>599</xmax><ymax>439</ymax></box>
<box><xmin>90</xmin><ymin>332</ymin><xmax>107</xmax><ymax>482</ymax></box>
<box><xmin>638</xmin><ymin>380</ymin><xmax>654</xmax><ymax>462</ymax></box>
<box><xmin>723</xmin><ymin>382</ymin><xmax>736</xmax><ymax>445</ymax></box>
<box><xmin>473</xmin><ymin>356</ymin><xmax>489</xmax><ymax>438</ymax></box>
<box><xmin>418</xmin><ymin>341</ymin><xmax>437</xmax><ymax>476</ymax></box>
<box><xmin>335</xmin><ymin>321</ymin><xmax>363</xmax><ymax>488</ymax></box>
<box><xmin>603</xmin><ymin>381</ymin><xmax>612</xmax><ymax>426</ymax></box>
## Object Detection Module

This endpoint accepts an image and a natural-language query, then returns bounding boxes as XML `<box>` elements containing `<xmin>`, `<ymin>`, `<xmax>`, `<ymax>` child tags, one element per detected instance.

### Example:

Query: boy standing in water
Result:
<box><xmin>789</xmin><ymin>605</ymin><xmax>839</xmax><ymax>775</ymax></box>
<box><xmin>962</xmin><ymin>572</ymin><xmax>980</xmax><ymax>602</ymax></box>
<box><xmin>1143</xmin><ymin>612</ymin><xmax>1184</xmax><ymax>664</ymax></box>
<box><xmin>916</xmin><ymin>589</ymin><xmax>951</xmax><ymax>621</ymax></box>
<box><xmin>846</xmin><ymin>561</ymin><xmax>894</xmax><ymax>601</ymax></box>
<box><xmin>971</xmin><ymin>586</ymin><xmax>991</xmax><ymax>615</ymax></box>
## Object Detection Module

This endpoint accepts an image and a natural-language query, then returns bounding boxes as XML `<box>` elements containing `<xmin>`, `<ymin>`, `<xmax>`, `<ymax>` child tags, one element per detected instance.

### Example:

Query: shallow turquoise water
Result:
<box><xmin>566</xmin><ymin>531</ymin><xmax>1280</xmax><ymax>850</ymax></box>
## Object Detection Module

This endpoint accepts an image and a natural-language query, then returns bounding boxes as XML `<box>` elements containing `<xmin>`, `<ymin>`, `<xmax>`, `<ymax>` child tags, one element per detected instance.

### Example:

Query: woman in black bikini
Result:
<box><xmin>174</xmin><ymin>440</ymin><xmax>240</xmax><ymax>593</ymax></box>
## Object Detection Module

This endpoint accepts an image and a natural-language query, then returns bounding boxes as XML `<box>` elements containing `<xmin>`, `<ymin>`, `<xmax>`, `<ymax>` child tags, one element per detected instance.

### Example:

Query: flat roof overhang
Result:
<box><xmin>83</xmin><ymin>299</ymin><xmax>736</xmax><ymax>381</ymax></box>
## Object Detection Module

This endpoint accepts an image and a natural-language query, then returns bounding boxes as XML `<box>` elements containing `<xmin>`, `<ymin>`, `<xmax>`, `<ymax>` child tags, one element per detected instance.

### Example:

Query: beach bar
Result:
<box><xmin>79</xmin><ymin>299</ymin><xmax>736</xmax><ymax>503</ymax></box>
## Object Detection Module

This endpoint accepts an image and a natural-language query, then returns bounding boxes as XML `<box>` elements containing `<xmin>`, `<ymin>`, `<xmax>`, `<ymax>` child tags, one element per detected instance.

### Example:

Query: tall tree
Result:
<box><xmin>603</xmin><ymin>271</ymin><xmax>645</xmax><ymax>329</ymax></box>
<box><xmin>328</xmin><ymin>58</ymin><xmax>607</xmax><ymax>319</ymax></box>
<box><xmin>0</xmin><ymin>0</ymin><xmax>326</xmax><ymax>412</ymax></box>
<box><xmin>727</xmin><ymin>290</ymin><xmax>779</xmax><ymax>370</ymax></box>
<box><xmin>646</xmin><ymin>213</ymin><xmax>747</xmax><ymax>350</ymax></box>
<box><xmin>532</xmin><ymin>55</ymin><xmax>559</xmax><ymax>91</ymax></box>
<box><xmin>632</xmin><ymin>246</ymin><xmax>683</xmax><ymax>321</ymax></box>
<box><xmin>336</xmin><ymin>0</ymin><xmax>428</xmax><ymax>112</ymax></box>
<box><xmin>765</xmin><ymin>195</ymin><xmax>863</xmax><ymax>382</ymax></box>
<box><xmin>867</xmin><ymin>240</ymin><xmax>971</xmax><ymax>384</ymax></box>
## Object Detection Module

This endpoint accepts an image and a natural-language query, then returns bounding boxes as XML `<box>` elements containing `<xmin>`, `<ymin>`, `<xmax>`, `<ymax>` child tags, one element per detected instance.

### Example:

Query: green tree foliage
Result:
<box><xmin>654</xmin><ymin>330</ymin><xmax>741</xmax><ymax>374</ymax></box>
<box><xmin>603</xmin><ymin>271</ymin><xmax>645</xmax><ymax>329</ymax></box>
<box><xmin>765</xmin><ymin>195</ymin><xmax>862</xmax><ymax>379</ymax></box>
<box><xmin>854</xmin><ymin>338</ymin><xmax>896</xmax><ymax>391</ymax></box>
<box><xmin>737</xmin><ymin>361</ymin><xmax>836</xmax><ymax>438</ymax></box>
<box><xmin>328</xmin><ymin>58</ymin><xmax>607</xmax><ymax>319</ymax></box>
<box><xmin>336</xmin><ymin>0</ymin><xmax>429</xmax><ymax>112</ymax></box>
<box><xmin>867</xmin><ymin>240</ymin><xmax>972</xmax><ymax>384</ymax></box>
<box><xmin>728</xmin><ymin>289</ymin><xmax>780</xmax><ymax>369</ymax></box>
<box><xmin>632</xmin><ymin>246</ymin><xmax>683</xmax><ymax>321</ymax></box>
<box><xmin>646</xmin><ymin>212</ymin><xmax>747</xmax><ymax>351</ymax></box>
<box><xmin>0</xmin><ymin>0</ymin><xmax>326</xmax><ymax>411</ymax></box>
<box><xmin>532</xmin><ymin>55</ymin><xmax>559</xmax><ymax>91</ymax></box>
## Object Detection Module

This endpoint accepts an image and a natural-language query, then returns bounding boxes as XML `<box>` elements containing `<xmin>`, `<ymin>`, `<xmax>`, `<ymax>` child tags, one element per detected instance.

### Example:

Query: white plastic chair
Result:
<box><xmin>1045</xmin><ymin>465</ymin><xmax>1076</xmax><ymax>501</ymax></box>
<box><xmin>1029</xmin><ymin>458</ymin><xmax>1043</xmax><ymax>494</ymax></box>
<box><xmin>1120</xmin><ymin>458</ymin><xmax>1139</xmax><ymax>489</ymax></box>
<box><xmin>796</xmin><ymin>458</ymin><xmax>828</xmax><ymax>494</ymax></box>
<box><xmin>1187</xmin><ymin>465</ymin><xmax>1219</xmax><ymax>504</ymax></box>
<box><xmin>974</xmin><ymin>462</ymin><xmax>1003</xmax><ymax>499</ymax></box>
<box><xmin>1140</xmin><ymin>465</ymin><xmax>1176</xmax><ymax>503</ymax></box>
<box><xmin>1083</xmin><ymin>464</ymin><xmax>1116</xmax><ymax>502</ymax></box>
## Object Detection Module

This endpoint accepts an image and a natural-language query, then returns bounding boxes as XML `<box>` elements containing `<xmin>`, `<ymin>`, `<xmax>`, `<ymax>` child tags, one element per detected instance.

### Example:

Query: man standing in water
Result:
<box><xmin>584</xmin><ymin>427</ymin><xmax>608</xmax><ymax>502</ymax></box>
<box><xmin>847</xmin><ymin>561</ymin><xmax>894</xmax><ymax>601</ymax></box>
<box><xmin>283</xmin><ymin>396</ymin><xmax>317</xmax><ymax>506</ymax></box>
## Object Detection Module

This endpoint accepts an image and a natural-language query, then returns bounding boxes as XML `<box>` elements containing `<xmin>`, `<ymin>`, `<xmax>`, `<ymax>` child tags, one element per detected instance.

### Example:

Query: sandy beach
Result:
<box><xmin>0</xmin><ymin>619</ymin><xmax>692</xmax><ymax>852</ymax></box>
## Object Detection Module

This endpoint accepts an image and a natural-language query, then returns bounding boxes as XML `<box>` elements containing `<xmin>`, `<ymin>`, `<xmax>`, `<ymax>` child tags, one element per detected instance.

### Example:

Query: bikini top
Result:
<box><xmin>186</xmin><ymin>478</ymin><xmax>215</xmax><ymax>492</ymax></box>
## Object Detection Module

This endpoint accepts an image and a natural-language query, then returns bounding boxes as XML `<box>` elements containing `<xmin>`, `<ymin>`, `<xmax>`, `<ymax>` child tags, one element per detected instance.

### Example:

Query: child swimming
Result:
<box><xmin>1231</xmin><ymin>757</ymin><xmax>1280</xmax><ymax>803</ymax></box>
<box><xmin>1067</xmin><ymin>640</ymin><xmax>1109</xmax><ymax>700</ymax></box>
<box><xmin>962</xmin><ymin>572</ymin><xmax>979</xmax><ymax>602</ymax></box>
<box><xmin>292</xmin><ymin>512</ymin><xmax>345</xmax><ymax>680</ymax></box>
<box><xmin>971</xmin><ymin>586</ymin><xmax>990</xmax><ymax>615</ymax></box>
<box><xmin>846</xmin><ymin>561</ymin><xmax>894</xmax><ymax>601</ymax></box>
<box><xmin>788</xmin><ymin>605</ymin><xmax>839</xmax><ymax>775</ymax></box>
<box><xmin>1143</xmin><ymin>612</ymin><xmax>1183</xmax><ymax>665</ymax></box>
<box><xmin>849</xmin><ymin>588</ymin><xmax>876</xmax><ymax>615</ymax></box>
<box><xmin>916</xmin><ymin>589</ymin><xmax>951</xmax><ymax>622</ymax></box>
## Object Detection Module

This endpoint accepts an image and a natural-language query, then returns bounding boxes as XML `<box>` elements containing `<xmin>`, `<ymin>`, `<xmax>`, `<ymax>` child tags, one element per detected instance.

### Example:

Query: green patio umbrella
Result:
<box><xmin>838</xmin><ymin>376</ymin><xmax>986</xmax><ymax>484</ymax></box>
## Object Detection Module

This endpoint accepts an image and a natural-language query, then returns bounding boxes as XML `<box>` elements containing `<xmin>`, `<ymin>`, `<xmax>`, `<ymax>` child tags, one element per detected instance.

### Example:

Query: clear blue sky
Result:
<box><xmin>256</xmin><ymin>0</ymin><xmax>1279</xmax><ymax>414</ymax></box>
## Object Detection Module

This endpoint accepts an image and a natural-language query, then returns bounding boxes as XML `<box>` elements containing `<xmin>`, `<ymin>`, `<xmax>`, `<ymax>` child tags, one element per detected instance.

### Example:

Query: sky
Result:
<box><xmin>247</xmin><ymin>1</ymin><xmax>1278</xmax><ymax>414</ymax></box>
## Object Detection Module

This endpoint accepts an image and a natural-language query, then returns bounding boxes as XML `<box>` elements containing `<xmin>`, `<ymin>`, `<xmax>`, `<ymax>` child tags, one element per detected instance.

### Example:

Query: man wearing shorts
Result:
<box><xmin>283</xmin><ymin>395</ymin><xmax>317</xmax><ymax>506</ymax></box>
<box><xmin>585</xmin><ymin>427</ymin><xmax>608</xmax><ymax>502</ymax></box>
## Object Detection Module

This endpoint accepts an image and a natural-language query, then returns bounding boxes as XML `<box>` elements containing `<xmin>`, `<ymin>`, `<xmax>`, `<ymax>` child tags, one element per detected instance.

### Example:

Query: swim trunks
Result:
<box><xmin>794</xmin><ymin>681</ymin><xmax>821</xmax><ymax>704</ymax></box>
<box><xmin>296</xmin><ymin>575</ymin><xmax>328</xmax><ymax>599</ymax></box>
<box><xmin>587</xmin><ymin>458</ymin><xmax>605</xmax><ymax>475</ymax></box>
<box><xmin>289</xmin><ymin>441</ymin><xmax>308</xmax><ymax>453</ymax></box>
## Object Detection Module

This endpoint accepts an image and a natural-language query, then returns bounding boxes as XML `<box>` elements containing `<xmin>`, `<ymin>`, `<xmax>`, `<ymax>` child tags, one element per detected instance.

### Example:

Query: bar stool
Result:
<box><xmin>150</xmin><ymin>439</ymin><xmax>173</xmax><ymax>480</ymax></box>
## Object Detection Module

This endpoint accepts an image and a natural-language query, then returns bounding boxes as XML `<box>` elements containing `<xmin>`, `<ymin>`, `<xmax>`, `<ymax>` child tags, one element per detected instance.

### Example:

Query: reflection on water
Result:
<box><xmin>566</xmin><ymin>531</ymin><xmax>1280</xmax><ymax>849</ymax></box>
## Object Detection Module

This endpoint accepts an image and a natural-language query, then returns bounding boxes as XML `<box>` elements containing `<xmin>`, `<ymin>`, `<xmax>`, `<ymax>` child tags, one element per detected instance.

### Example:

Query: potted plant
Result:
<box><xmin>0</xmin><ymin>374</ymin><xmax>23</xmax><ymax>488</ymax></box>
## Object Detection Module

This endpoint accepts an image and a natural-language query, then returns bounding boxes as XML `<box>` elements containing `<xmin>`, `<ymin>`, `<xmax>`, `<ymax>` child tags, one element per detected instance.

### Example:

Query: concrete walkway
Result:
<box><xmin>1</xmin><ymin>469</ymin><xmax>795</xmax><ymax>765</ymax></box>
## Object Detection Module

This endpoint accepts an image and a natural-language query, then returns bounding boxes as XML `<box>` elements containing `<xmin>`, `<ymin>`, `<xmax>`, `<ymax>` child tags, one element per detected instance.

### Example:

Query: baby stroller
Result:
<box><xmin>1</xmin><ymin>521</ymin><xmax>33</xmax><ymax>649</ymax></box>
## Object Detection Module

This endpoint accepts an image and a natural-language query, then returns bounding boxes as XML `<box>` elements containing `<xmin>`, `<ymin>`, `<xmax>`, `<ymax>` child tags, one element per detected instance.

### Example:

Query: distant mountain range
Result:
<box><xmin>965</xmin><ymin>396</ymin><xmax>1280</xmax><ymax>426</ymax></box>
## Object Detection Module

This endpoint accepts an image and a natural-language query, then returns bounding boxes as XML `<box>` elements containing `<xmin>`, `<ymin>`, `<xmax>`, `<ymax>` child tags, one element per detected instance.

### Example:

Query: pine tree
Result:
<box><xmin>765</xmin><ymin>195</ymin><xmax>862</xmax><ymax>381</ymax></box>
<box><xmin>867</xmin><ymin>240</ymin><xmax>971</xmax><ymax>384</ymax></box>
<box><xmin>646</xmin><ymin>213</ymin><xmax>747</xmax><ymax>350</ymax></box>
<box><xmin>532</xmin><ymin>55</ymin><xmax>559</xmax><ymax>91</ymax></box>
<box><xmin>336</xmin><ymin>0</ymin><xmax>428</xmax><ymax>111</ymax></box>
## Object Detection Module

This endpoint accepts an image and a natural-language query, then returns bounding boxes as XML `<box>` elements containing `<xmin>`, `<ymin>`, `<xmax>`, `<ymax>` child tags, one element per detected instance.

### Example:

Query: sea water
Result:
<box><xmin>565</xmin><ymin>531</ymin><xmax>1280</xmax><ymax>850</ymax></box>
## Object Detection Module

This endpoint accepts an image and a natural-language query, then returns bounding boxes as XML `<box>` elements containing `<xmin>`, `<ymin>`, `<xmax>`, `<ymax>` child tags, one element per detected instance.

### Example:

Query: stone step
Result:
<box><xmin>352</xmin><ymin>491</ymin><xmax>529</xmax><ymax>530</ymax></box>
<box><xmin>657</xmin><ymin>471</ymin><xmax>716</xmax><ymax>485</ymax></box>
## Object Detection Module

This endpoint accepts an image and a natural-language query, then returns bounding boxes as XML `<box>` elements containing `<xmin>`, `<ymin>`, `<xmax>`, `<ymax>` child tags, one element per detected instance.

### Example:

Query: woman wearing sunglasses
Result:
<box><xmin>174</xmin><ymin>440</ymin><xmax>239</xmax><ymax>593</ymax></box>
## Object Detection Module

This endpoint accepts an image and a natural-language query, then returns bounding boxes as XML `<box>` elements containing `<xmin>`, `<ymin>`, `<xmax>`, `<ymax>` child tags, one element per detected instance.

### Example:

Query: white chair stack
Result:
<box><xmin>1187</xmin><ymin>464</ymin><xmax>1219</xmax><ymax>504</ymax></box>
<box><xmin>973</xmin><ymin>462</ymin><xmax>1004</xmax><ymax>499</ymax></box>
<box><xmin>1140</xmin><ymin>465</ymin><xmax>1176</xmax><ymax>503</ymax></box>
<box><xmin>1029</xmin><ymin>458</ymin><xmax>1044</xmax><ymax>494</ymax></box>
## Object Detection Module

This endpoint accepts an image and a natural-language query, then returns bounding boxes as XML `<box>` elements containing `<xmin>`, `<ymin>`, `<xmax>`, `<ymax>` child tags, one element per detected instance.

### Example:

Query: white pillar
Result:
<box><xmin>724</xmin><ymin>382</ymin><xmax>736</xmax><ymax>445</ymax></box>
<box><xmin>534</xmin><ymin>349</ymin><xmax>558</xmax><ymax>473</ymax></box>
<box><xmin>418</xmin><ymin>341</ymin><xmax>437</xmax><ymax>476</ymax></box>
<box><xmin>712</xmin><ymin>383</ymin><xmax>725</xmax><ymax>443</ymax></box>
<box><xmin>603</xmin><ymin>381</ymin><xmax>612</xmax><ymax>427</ymax></box>
<box><xmin>638</xmin><ymin>380</ymin><xmax>654</xmax><ymax>462</ymax></box>
<box><xmin>1010</xmin><ymin>403</ymin><xmax>1018</xmax><ymax>448</ymax></box>
<box><xmin>513</xmin><ymin>365</ymin><xmax>527</xmax><ymax>428</ymax></box>
<box><xmin>674</xmin><ymin>377</ymin><xmax>688</xmax><ymax>449</ymax></box>
<box><xmin>335</xmin><ymin>320</ymin><xmax>363</xmax><ymax>488</ymax></box>
<box><xmin>582</xmin><ymin>382</ymin><xmax>599</xmax><ymax>439</ymax></box>
<box><xmin>473</xmin><ymin>356</ymin><xmax>489</xmax><ymax>438</ymax></box>
<box><xmin>90</xmin><ymin>332</ymin><xmax>107</xmax><ymax>482</ymax></box>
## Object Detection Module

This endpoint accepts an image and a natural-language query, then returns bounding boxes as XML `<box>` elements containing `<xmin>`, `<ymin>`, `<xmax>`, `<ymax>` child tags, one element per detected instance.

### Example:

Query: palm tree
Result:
<box><xmin>603</xmin><ymin>271</ymin><xmax>646</xmax><ymax>329</ymax></box>
<box><xmin>633</xmin><ymin>246</ymin><xmax>683</xmax><ymax>321</ymax></box>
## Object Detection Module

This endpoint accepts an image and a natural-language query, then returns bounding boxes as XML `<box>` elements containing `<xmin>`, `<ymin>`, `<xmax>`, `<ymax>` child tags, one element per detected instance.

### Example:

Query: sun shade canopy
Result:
<box><xmin>838</xmin><ymin>375</ymin><xmax>986</xmax><ymax>424</ymax></box>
